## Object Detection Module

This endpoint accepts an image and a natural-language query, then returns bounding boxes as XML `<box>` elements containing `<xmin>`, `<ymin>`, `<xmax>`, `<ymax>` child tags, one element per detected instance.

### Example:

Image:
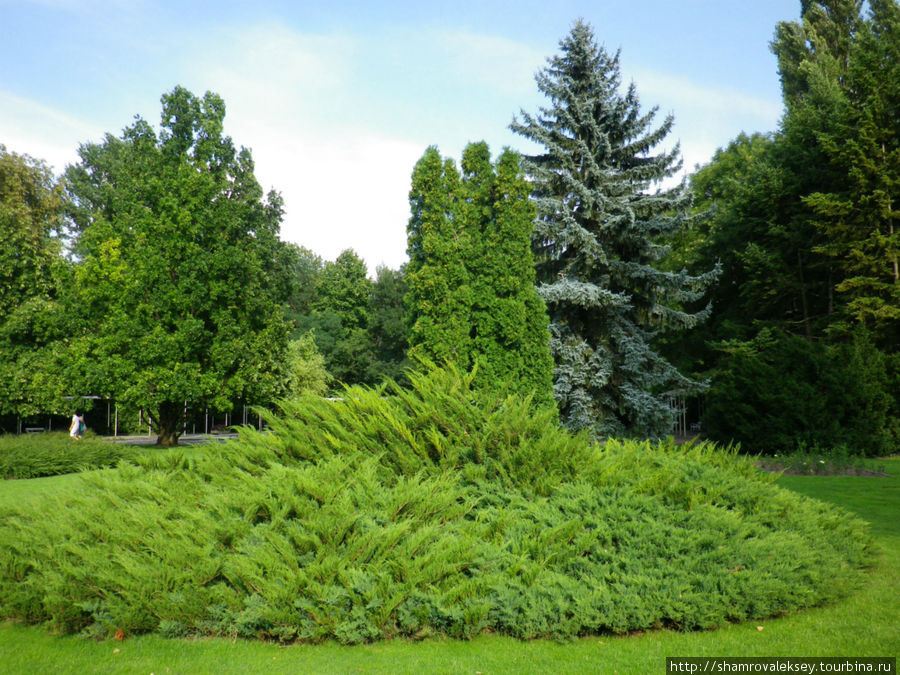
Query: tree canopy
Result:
<box><xmin>406</xmin><ymin>142</ymin><xmax>554</xmax><ymax>406</ymax></box>
<box><xmin>63</xmin><ymin>86</ymin><xmax>293</xmax><ymax>445</ymax></box>
<box><xmin>511</xmin><ymin>20</ymin><xmax>718</xmax><ymax>437</ymax></box>
<box><xmin>668</xmin><ymin>0</ymin><xmax>900</xmax><ymax>453</ymax></box>
<box><xmin>0</xmin><ymin>146</ymin><xmax>69</xmax><ymax>421</ymax></box>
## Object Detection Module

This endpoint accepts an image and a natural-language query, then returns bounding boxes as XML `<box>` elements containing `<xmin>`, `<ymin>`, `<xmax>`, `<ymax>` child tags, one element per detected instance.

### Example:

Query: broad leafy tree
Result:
<box><xmin>309</xmin><ymin>248</ymin><xmax>374</xmax><ymax>385</ymax></box>
<box><xmin>510</xmin><ymin>21</ymin><xmax>718</xmax><ymax>437</ymax></box>
<box><xmin>284</xmin><ymin>332</ymin><xmax>331</xmax><ymax>397</ymax></box>
<box><xmin>0</xmin><ymin>146</ymin><xmax>70</xmax><ymax>422</ymax></box>
<box><xmin>313</xmin><ymin>249</ymin><xmax>372</xmax><ymax>332</ymax></box>
<box><xmin>365</xmin><ymin>265</ymin><xmax>410</xmax><ymax>384</ymax></box>
<box><xmin>64</xmin><ymin>87</ymin><xmax>292</xmax><ymax>445</ymax></box>
<box><xmin>287</xmin><ymin>249</ymin><xmax>409</xmax><ymax>388</ymax></box>
<box><xmin>283</xmin><ymin>244</ymin><xmax>324</xmax><ymax>338</ymax></box>
<box><xmin>406</xmin><ymin>142</ymin><xmax>554</xmax><ymax>406</ymax></box>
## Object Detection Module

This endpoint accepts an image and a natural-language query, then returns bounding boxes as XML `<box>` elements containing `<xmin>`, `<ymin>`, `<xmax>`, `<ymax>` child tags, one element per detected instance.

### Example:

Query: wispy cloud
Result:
<box><xmin>193</xmin><ymin>23</ymin><xmax>356</xmax><ymax>128</ymax></box>
<box><xmin>0</xmin><ymin>89</ymin><xmax>102</xmax><ymax>174</ymax></box>
<box><xmin>433</xmin><ymin>30</ymin><xmax>546</xmax><ymax>96</ymax></box>
<box><xmin>180</xmin><ymin>23</ymin><xmax>424</xmax><ymax>272</ymax></box>
<box><xmin>631</xmin><ymin>68</ymin><xmax>783</xmax><ymax>121</ymax></box>
<box><xmin>621</xmin><ymin>68</ymin><xmax>782</xmax><ymax>175</ymax></box>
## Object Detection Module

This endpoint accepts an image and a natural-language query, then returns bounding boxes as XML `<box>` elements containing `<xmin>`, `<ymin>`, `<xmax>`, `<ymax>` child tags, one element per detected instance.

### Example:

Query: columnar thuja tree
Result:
<box><xmin>406</xmin><ymin>142</ymin><xmax>554</xmax><ymax>406</ymax></box>
<box><xmin>65</xmin><ymin>87</ymin><xmax>292</xmax><ymax>445</ymax></box>
<box><xmin>511</xmin><ymin>21</ymin><xmax>718</xmax><ymax>437</ymax></box>
<box><xmin>406</xmin><ymin>147</ymin><xmax>472</xmax><ymax>368</ymax></box>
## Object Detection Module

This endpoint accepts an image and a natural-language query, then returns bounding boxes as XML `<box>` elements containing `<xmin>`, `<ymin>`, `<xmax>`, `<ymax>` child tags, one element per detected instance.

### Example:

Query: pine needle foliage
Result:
<box><xmin>0</xmin><ymin>366</ymin><xmax>872</xmax><ymax>642</ymax></box>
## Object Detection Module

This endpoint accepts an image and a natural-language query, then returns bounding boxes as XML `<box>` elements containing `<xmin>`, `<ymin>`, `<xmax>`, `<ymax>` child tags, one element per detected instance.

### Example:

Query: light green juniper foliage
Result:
<box><xmin>510</xmin><ymin>21</ymin><xmax>719</xmax><ymax>437</ymax></box>
<box><xmin>0</xmin><ymin>366</ymin><xmax>872</xmax><ymax>643</ymax></box>
<box><xmin>406</xmin><ymin>143</ymin><xmax>554</xmax><ymax>407</ymax></box>
<box><xmin>63</xmin><ymin>86</ymin><xmax>293</xmax><ymax>446</ymax></box>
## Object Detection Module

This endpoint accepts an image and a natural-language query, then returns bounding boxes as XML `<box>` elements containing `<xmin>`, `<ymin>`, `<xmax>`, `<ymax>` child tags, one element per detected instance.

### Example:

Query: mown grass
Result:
<box><xmin>0</xmin><ymin>462</ymin><xmax>896</xmax><ymax>673</ymax></box>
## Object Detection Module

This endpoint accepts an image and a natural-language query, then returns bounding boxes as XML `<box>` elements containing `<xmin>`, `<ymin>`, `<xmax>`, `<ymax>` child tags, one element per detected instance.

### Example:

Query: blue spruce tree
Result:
<box><xmin>511</xmin><ymin>20</ymin><xmax>719</xmax><ymax>437</ymax></box>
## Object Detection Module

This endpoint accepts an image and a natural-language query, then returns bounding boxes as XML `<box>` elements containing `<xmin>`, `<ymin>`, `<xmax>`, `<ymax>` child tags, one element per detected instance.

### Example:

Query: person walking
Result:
<box><xmin>69</xmin><ymin>413</ymin><xmax>85</xmax><ymax>440</ymax></box>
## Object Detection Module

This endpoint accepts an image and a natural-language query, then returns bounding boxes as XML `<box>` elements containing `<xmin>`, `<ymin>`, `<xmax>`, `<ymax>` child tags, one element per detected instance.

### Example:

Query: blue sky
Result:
<box><xmin>2</xmin><ymin>0</ymin><xmax>797</xmax><ymax>273</ymax></box>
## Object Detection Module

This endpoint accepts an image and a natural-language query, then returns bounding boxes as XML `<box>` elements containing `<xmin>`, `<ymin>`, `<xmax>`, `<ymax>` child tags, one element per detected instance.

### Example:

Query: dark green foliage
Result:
<box><xmin>283</xmin><ymin>245</ymin><xmax>324</xmax><ymax>336</ymax></box>
<box><xmin>364</xmin><ymin>266</ymin><xmax>410</xmax><ymax>384</ymax></box>
<box><xmin>0</xmin><ymin>433</ymin><xmax>142</xmax><ymax>479</ymax></box>
<box><xmin>406</xmin><ymin>143</ymin><xmax>554</xmax><ymax>406</ymax></box>
<box><xmin>801</xmin><ymin>0</ymin><xmax>900</xmax><ymax>345</ymax></box>
<box><xmin>704</xmin><ymin>328</ymin><xmax>898</xmax><ymax>455</ymax></box>
<box><xmin>666</xmin><ymin>1</ymin><xmax>900</xmax><ymax>453</ymax></box>
<box><xmin>510</xmin><ymin>21</ymin><xmax>718</xmax><ymax>437</ymax></box>
<box><xmin>0</xmin><ymin>367</ymin><xmax>872</xmax><ymax>643</ymax></box>
<box><xmin>313</xmin><ymin>249</ymin><xmax>372</xmax><ymax>333</ymax></box>
<box><xmin>684</xmin><ymin>132</ymin><xmax>832</xmax><ymax>343</ymax></box>
<box><xmin>291</xmin><ymin>251</ymin><xmax>409</xmax><ymax>389</ymax></box>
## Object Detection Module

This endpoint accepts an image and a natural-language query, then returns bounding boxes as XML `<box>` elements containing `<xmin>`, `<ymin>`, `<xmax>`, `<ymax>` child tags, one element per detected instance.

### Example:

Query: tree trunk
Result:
<box><xmin>884</xmin><ymin>144</ymin><xmax>898</xmax><ymax>281</ymax></box>
<box><xmin>153</xmin><ymin>401</ymin><xmax>183</xmax><ymax>447</ymax></box>
<box><xmin>797</xmin><ymin>250</ymin><xmax>812</xmax><ymax>340</ymax></box>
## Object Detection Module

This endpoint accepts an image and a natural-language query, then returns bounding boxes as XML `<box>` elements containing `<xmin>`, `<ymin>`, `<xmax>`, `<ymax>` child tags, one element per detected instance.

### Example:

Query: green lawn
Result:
<box><xmin>1</xmin><ymin>459</ymin><xmax>897</xmax><ymax>674</ymax></box>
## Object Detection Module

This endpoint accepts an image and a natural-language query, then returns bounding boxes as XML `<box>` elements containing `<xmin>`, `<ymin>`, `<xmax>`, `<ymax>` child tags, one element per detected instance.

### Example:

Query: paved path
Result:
<box><xmin>109</xmin><ymin>433</ymin><xmax>239</xmax><ymax>446</ymax></box>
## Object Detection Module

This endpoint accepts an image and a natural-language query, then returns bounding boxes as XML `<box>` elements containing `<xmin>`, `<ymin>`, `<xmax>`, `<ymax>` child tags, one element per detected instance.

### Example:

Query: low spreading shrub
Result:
<box><xmin>0</xmin><ymin>366</ymin><xmax>873</xmax><ymax>642</ymax></box>
<box><xmin>0</xmin><ymin>432</ymin><xmax>143</xmax><ymax>479</ymax></box>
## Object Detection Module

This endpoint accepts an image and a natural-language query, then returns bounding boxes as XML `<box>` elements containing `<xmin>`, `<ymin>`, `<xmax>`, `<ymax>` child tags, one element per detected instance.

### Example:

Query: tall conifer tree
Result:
<box><xmin>406</xmin><ymin>142</ymin><xmax>554</xmax><ymax>406</ymax></box>
<box><xmin>796</xmin><ymin>0</ymin><xmax>900</xmax><ymax>346</ymax></box>
<box><xmin>511</xmin><ymin>21</ymin><xmax>718</xmax><ymax>436</ymax></box>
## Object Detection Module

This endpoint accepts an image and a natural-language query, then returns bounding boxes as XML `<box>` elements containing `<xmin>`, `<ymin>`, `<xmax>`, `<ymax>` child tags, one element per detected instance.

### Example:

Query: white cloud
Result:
<box><xmin>617</xmin><ymin>69</ymin><xmax>782</xmax><ymax>179</ymax></box>
<box><xmin>434</xmin><ymin>30</ymin><xmax>546</xmax><ymax>97</ymax></box>
<box><xmin>631</xmin><ymin>68</ymin><xmax>782</xmax><ymax>121</ymax></box>
<box><xmin>246</xmin><ymin>127</ymin><xmax>422</xmax><ymax>274</ymax></box>
<box><xmin>0</xmin><ymin>89</ymin><xmax>102</xmax><ymax>175</ymax></box>
<box><xmin>184</xmin><ymin>24</ymin><xmax>422</xmax><ymax>274</ymax></box>
<box><xmin>195</xmin><ymin>23</ymin><xmax>355</xmax><ymax>125</ymax></box>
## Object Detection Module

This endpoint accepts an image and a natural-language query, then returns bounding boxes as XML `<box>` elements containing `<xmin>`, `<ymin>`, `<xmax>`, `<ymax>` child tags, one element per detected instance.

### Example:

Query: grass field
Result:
<box><xmin>0</xmin><ymin>458</ymin><xmax>897</xmax><ymax>674</ymax></box>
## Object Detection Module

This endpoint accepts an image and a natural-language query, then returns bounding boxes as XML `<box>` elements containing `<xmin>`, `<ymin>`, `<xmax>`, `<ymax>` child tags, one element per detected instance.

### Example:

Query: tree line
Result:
<box><xmin>661</xmin><ymin>0</ymin><xmax>899</xmax><ymax>454</ymax></box>
<box><xmin>1</xmin><ymin>1</ymin><xmax>897</xmax><ymax>452</ymax></box>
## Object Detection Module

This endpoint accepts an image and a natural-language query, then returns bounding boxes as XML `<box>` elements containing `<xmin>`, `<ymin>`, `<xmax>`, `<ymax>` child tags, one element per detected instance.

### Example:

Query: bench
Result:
<box><xmin>25</xmin><ymin>427</ymin><xmax>46</xmax><ymax>433</ymax></box>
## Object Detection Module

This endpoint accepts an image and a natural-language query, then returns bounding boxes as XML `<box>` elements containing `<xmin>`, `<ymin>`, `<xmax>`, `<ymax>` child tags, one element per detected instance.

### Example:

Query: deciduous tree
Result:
<box><xmin>0</xmin><ymin>146</ymin><xmax>69</xmax><ymax>421</ymax></box>
<box><xmin>64</xmin><ymin>87</ymin><xmax>292</xmax><ymax>445</ymax></box>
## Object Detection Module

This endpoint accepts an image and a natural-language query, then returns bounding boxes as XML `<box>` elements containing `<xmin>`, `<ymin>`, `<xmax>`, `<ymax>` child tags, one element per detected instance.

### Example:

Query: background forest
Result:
<box><xmin>1</xmin><ymin>0</ymin><xmax>897</xmax><ymax>455</ymax></box>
